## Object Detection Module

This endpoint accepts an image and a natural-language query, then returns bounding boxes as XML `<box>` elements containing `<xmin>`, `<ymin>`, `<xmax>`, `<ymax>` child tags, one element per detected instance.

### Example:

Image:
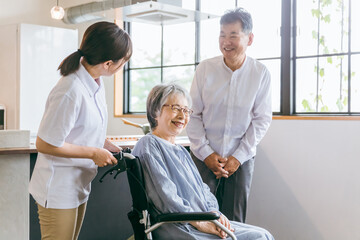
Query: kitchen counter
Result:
<box><xmin>0</xmin><ymin>145</ymin><xmax>37</xmax><ymax>155</ymax></box>
<box><xmin>0</xmin><ymin>146</ymin><xmax>32</xmax><ymax>240</ymax></box>
<box><xmin>108</xmin><ymin>134</ymin><xmax>190</xmax><ymax>148</ymax></box>
<box><xmin>0</xmin><ymin>135</ymin><xmax>190</xmax><ymax>155</ymax></box>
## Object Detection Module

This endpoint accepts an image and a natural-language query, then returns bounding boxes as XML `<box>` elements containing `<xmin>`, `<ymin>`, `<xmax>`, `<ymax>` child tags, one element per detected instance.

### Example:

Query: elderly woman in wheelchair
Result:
<box><xmin>132</xmin><ymin>83</ymin><xmax>274</xmax><ymax>240</ymax></box>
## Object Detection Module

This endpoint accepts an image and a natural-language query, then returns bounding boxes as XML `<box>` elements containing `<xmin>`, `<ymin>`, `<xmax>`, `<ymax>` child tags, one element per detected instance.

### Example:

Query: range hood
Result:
<box><xmin>63</xmin><ymin>0</ymin><xmax>218</xmax><ymax>25</ymax></box>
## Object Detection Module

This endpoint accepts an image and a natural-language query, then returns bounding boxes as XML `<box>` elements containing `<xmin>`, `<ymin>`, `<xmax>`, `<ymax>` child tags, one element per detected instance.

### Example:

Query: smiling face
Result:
<box><xmin>219</xmin><ymin>21</ymin><xmax>253</xmax><ymax>67</ymax></box>
<box><xmin>153</xmin><ymin>93</ymin><xmax>190</xmax><ymax>143</ymax></box>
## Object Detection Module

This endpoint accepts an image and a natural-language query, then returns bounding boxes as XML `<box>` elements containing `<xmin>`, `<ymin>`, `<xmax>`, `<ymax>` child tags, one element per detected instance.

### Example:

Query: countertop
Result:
<box><xmin>0</xmin><ymin>144</ymin><xmax>37</xmax><ymax>155</ymax></box>
<box><xmin>0</xmin><ymin>135</ymin><xmax>190</xmax><ymax>155</ymax></box>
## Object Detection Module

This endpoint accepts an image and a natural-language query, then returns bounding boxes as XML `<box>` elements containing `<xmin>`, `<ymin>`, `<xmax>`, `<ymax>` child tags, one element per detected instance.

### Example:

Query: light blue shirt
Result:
<box><xmin>132</xmin><ymin>133</ymin><xmax>219</xmax><ymax>215</ymax></box>
<box><xmin>132</xmin><ymin>134</ymin><xmax>274</xmax><ymax>240</ymax></box>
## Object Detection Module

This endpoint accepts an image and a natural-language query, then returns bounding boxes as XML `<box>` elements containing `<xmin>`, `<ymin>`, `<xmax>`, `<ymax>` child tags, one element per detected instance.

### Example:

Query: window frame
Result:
<box><xmin>289</xmin><ymin>0</ymin><xmax>360</xmax><ymax>116</ymax></box>
<box><xmin>116</xmin><ymin>0</ymin><xmax>360</xmax><ymax>117</ymax></box>
<box><xmin>121</xmin><ymin>19</ymin><xmax>199</xmax><ymax>115</ymax></box>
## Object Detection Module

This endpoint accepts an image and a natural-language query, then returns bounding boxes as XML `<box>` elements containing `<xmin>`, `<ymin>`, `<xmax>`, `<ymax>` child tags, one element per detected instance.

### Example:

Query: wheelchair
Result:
<box><xmin>100</xmin><ymin>149</ymin><xmax>236</xmax><ymax>240</ymax></box>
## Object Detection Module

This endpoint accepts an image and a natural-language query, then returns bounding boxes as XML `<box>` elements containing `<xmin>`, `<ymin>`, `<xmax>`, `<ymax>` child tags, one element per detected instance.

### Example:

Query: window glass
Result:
<box><xmin>297</xmin><ymin>0</ymin><xmax>349</xmax><ymax>56</ymax></box>
<box><xmin>351</xmin><ymin>55</ymin><xmax>360</xmax><ymax>112</ymax></box>
<box><xmin>318</xmin><ymin>56</ymin><xmax>348</xmax><ymax>112</ymax></box>
<box><xmin>297</xmin><ymin>1</ymin><xmax>318</xmax><ymax>56</ymax></box>
<box><xmin>352</xmin><ymin>0</ymin><xmax>360</xmax><ymax>51</ymax></box>
<box><xmin>317</xmin><ymin>0</ymin><xmax>349</xmax><ymax>54</ymax></box>
<box><xmin>200</xmin><ymin>0</ymin><xmax>235</xmax><ymax>60</ymax></box>
<box><xmin>200</xmin><ymin>0</ymin><xmax>281</xmax><ymax>113</ymax></box>
<box><xmin>119</xmin><ymin>0</ymin><xmax>360</xmax><ymax>115</ymax></box>
<box><xmin>163</xmin><ymin>22</ymin><xmax>195</xmax><ymax>65</ymax></box>
<box><xmin>129</xmin><ymin>69</ymin><xmax>161</xmax><ymax>112</ymax></box>
<box><xmin>295</xmin><ymin>0</ymin><xmax>355</xmax><ymax>114</ymax></box>
<box><xmin>239</xmin><ymin>0</ymin><xmax>281</xmax><ymax>59</ymax></box>
<box><xmin>130</xmin><ymin>22</ymin><xmax>161</xmax><ymax>68</ymax></box>
<box><xmin>296</xmin><ymin>56</ymin><xmax>348</xmax><ymax>113</ymax></box>
<box><xmin>182</xmin><ymin>0</ymin><xmax>196</xmax><ymax>10</ymax></box>
<box><xmin>259</xmin><ymin>59</ymin><xmax>281</xmax><ymax>112</ymax></box>
<box><xmin>296</xmin><ymin>58</ymin><xmax>318</xmax><ymax>112</ymax></box>
<box><xmin>163</xmin><ymin>65</ymin><xmax>195</xmax><ymax>92</ymax></box>
<box><xmin>238</xmin><ymin>0</ymin><xmax>281</xmax><ymax>114</ymax></box>
<box><xmin>199</xmin><ymin>18</ymin><xmax>222</xmax><ymax>60</ymax></box>
<box><xmin>201</xmin><ymin>0</ymin><xmax>235</xmax><ymax>16</ymax></box>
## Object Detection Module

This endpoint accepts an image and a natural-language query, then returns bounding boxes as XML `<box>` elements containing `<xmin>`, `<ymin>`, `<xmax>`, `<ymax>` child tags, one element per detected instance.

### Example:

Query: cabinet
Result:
<box><xmin>0</xmin><ymin>23</ymin><xmax>78</xmax><ymax>135</ymax></box>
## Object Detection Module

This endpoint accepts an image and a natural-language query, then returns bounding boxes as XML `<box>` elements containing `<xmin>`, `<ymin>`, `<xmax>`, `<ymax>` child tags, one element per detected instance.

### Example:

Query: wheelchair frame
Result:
<box><xmin>100</xmin><ymin>150</ymin><xmax>236</xmax><ymax>240</ymax></box>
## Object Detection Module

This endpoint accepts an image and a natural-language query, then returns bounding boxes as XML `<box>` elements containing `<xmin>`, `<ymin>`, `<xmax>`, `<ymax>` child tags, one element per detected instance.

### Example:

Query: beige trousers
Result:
<box><xmin>37</xmin><ymin>202</ymin><xmax>87</xmax><ymax>240</ymax></box>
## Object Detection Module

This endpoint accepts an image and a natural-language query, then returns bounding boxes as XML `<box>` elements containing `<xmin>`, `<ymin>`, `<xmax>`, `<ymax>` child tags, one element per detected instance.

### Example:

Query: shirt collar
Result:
<box><xmin>221</xmin><ymin>55</ymin><xmax>248</xmax><ymax>73</ymax></box>
<box><xmin>151</xmin><ymin>133</ymin><xmax>177</xmax><ymax>147</ymax></box>
<box><xmin>75</xmin><ymin>62</ymin><xmax>102</xmax><ymax>96</ymax></box>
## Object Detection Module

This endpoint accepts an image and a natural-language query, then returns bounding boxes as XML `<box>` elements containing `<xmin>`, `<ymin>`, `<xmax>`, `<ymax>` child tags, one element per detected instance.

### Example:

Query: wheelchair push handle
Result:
<box><xmin>99</xmin><ymin>148</ymin><xmax>135</xmax><ymax>182</ymax></box>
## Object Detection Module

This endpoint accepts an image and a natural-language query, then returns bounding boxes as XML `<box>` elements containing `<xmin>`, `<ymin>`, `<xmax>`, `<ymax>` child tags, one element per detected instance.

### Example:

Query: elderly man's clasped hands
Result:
<box><xmin>204</xmin><ymin>153</ymin><xmax>241</xmax><ymax>179</ymax></box>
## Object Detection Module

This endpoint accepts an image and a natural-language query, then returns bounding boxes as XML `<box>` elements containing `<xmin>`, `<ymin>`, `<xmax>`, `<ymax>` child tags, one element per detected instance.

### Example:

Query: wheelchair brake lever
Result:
<box><xmin>99</xmin><ymin>151</ymin><xmax>127</xmax><ymax>182</ymax></box>
<box><xmin>113</xmin><ymin>170</ymin><xmax>121</xmax><ymax>180</ymax></box>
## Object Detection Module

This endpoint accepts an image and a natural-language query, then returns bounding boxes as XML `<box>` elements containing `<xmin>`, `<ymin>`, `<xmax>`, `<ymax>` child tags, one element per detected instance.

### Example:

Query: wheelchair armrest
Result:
<box><xmin>156</xmin><ymin>211</ymin><xmax>220</xmax><ymax>222</ymax></box>
<box><xmin>148</xmin><ymin>212</ymin><xmax>237</xmax><ymax>240</ymax></box>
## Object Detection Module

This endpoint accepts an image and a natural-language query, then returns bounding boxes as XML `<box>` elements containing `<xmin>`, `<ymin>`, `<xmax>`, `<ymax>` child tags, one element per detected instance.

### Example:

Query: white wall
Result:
<box><xmin>0</xmin><ymin>0</ymin><xmax>138</xmax><ymax>135</ymax></box>
<box><xmin>248</xmin><ymin>119</ymin><xmax>360</xmax><ymax>240</ymax></box>
<box><xmin>1</xmin><ymin>0</ymin><xmax>82</xmax><ymax>29</ymax></box>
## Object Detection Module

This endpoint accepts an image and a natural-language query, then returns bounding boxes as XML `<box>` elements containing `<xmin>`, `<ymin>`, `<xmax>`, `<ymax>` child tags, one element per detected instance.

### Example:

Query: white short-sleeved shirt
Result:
<box><xmin>29</xmin><ymin>63</ymin><xmax>108</xmax><ymax>209</ymax></box>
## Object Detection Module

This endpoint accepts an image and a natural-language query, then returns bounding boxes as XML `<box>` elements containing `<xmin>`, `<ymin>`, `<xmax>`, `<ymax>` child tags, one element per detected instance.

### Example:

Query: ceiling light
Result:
<box><xmin>51</xmin><ymin>0</ymin><xmax>65</xmax><ymax>20</ymax></box>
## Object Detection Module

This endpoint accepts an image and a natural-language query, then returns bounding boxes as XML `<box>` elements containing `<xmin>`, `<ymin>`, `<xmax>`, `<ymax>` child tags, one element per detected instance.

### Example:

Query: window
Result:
<box><xmin>231</xmin><ymin>0</ymin><xmax>281</xmax><ymax>112</ymax></box>
<box><xmin>198</xmin><ymin>0</ymin><xmax>281</xmax><ymax>112</ymax></box>
<box><xmin>120</xmin><ymin>0</ymin><xmax>281</xmax><ymax>115</ymax></box>
<box><xmin>118</xmin><ymin>0</ymin><xmax>359</xmax><ymax>116</ymax></box>
<box><xmin>122</xmin><ymin>0</ymin><xmax>197</xmax><ymax>114</ymax></box>
<box><xmin>124</xmin><ymin>21</ymin><xmax>196</xmax><ymax>113</ymax></box>
<box><xmin>295</xmin><ymin>0</ymin><xmax>359</xmax><ymax>113</ymax></box>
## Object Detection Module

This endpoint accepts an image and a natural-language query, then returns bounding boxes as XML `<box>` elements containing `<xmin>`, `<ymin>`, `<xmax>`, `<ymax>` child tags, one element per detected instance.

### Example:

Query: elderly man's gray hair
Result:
<box><xmin>146</xmin><ymin>82</ymin><xmax>192</xmax><ymax>130</ymax></box>
<box><xmin>220</xmin><ymin>7</ymin><xmax>253</xmax><ymax>34</ymax></box>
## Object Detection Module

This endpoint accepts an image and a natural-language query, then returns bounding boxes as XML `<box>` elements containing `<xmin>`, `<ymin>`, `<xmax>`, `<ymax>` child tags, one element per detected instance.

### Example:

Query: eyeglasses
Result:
<box><xmin>163</xmin><ymin>104</ymin><xmax>193</xmax><ymax>116</ymax></box>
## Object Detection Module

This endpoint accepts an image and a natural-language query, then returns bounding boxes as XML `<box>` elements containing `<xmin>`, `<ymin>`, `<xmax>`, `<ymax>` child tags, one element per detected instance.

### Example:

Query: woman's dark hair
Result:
<box><xmin>58</xmin><ymin>21</ymin><xmax>132</xmax><ymax>76</ymax></box>
<box><xmin>220</xmin><ymin>8</ymin><xmax>253</xmax><ymax>34</ymax></box>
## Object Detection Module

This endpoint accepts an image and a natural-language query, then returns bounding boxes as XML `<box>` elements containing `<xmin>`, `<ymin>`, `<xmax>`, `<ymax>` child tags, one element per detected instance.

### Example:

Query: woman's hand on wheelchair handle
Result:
<box><xmin>92</xmin><ymin>148</ymin><xmax>118</xmax><ymax>167</ymax></box>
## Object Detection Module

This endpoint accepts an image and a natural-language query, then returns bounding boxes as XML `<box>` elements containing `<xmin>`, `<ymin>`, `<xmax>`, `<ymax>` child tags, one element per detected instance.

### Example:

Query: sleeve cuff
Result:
<box><xmin>232</xmin><ymin>149</ymin><xmax>255</xmax><ymax>165</ymax></box>
<box><xmin>37</xmin><ymin>133</ymin><xmax>64</xmax><ymax>148</ymax></box>
<box><xmin>197</xmin><ymin>144</ymin><xmax>215</xmax><ymax>161</ymax></box>
<box><xmin>208</xmin><ymin>207</ymin><xmax>219</xmax><ymax>212</ymax></box>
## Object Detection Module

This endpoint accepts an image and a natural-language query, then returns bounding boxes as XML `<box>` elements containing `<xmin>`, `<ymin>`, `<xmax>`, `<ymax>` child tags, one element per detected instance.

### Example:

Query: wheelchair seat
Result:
<box><xmin>100</xmin><ymin>150</ymin><xmax>236</xmax><ymax>240</ymax></box>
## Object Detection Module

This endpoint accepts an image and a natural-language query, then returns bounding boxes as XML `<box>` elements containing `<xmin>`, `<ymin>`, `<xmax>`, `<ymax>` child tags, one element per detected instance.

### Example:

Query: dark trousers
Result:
<box><xmin>191</xmin><ymin>151</ymin><xmax>255</xmax><ymax>223</ymax></box>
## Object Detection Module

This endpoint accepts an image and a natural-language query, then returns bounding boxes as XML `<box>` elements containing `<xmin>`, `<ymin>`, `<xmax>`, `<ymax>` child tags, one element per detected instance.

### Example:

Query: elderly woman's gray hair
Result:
<box><xmin>220</xmin><ymin>7</ymin><xmax>253</xmax><ymax>34</ymax></box>
<box><xmin>146</xmin><ymin>83</ymin><xmax>192</xmax><ymax>130</ymax></box>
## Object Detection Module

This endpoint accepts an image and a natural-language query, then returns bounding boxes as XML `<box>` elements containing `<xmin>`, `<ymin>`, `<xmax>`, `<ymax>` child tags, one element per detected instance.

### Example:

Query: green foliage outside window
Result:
<box><xmin>301</xmin><ymin>0</ymin><xmax>356</xmax><ymax>112</ymax></box>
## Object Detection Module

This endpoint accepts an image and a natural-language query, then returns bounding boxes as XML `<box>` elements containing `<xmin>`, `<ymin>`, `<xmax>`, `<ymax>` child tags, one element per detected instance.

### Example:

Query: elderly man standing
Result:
<box><xmin>187</xmin><ymin>7</ymin><xmax>272</xmax><ymax>223</ymax></box>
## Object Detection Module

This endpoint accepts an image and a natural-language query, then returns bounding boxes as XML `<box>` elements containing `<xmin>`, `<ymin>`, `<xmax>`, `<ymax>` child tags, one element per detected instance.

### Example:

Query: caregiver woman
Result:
<box><xmin>29</xmin><ymin>21</ymin><xmax>132</xmax><ymax>240</ymax></box>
